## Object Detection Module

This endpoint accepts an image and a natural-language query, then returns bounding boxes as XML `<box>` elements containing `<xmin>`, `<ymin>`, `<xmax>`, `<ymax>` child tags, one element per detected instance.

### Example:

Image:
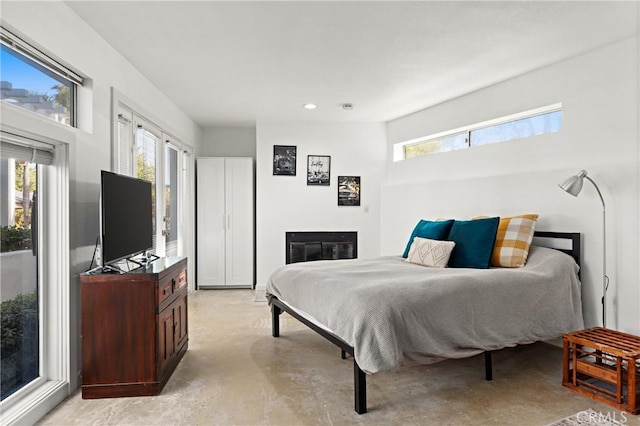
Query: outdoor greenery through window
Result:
<box><xmin>1</xmin><ymin>28</ymin><xmax>79</xmax><ymax>126</ymax></box>
<box><xmin>399</xmin><ymin>105</ymin><xmax>562</xmax><ymax>161</ymax></box>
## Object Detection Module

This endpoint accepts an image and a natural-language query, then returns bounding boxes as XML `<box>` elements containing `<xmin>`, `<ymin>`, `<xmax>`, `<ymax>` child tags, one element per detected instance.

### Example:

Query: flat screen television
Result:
<box><xmin>100</xmin><ymin>170</ymin><xmax>153</xmax><ymax>266</ymax></box>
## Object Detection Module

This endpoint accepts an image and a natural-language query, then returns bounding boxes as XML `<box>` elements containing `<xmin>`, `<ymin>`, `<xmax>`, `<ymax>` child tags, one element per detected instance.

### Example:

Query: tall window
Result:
<box><xmin>0</xmin><ymin>141</ymin><xmax>51</xmax><ymax>401</ymax></box>
<box><xmin>164</xmin><ymin>143</ymin><xmax>179</xmax><ymax>257</ymax></box>
<box><xmin>0</xmin><ymin>27</ymin><xmax>81</xmax><ymax>127</ymax></box>
<box><xmin>113</xmin><ymin>102</ymin><xmax>191</xmax><ymax>265</ymax></box>
<box><xmin>134</xmin><ymin>123</ymin><xmax>159</xmax><ymax>253</ymax></box>
<box><xmin>397</xmin><ymin>104</ymin><xmax>562</xmax><ymax>161</ymax></box>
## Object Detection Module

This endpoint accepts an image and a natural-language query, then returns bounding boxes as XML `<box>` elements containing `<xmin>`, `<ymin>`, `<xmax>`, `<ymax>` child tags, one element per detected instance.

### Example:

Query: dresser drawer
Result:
<box><xmin>157</xmin><ymin>265</ymin><xmax>188</xmax><ymax>308</ymax></box>
<box><xmin>175</xmin><ymin>270</ymin><xmax>187</xmax><ymax>290</ymax></box>
<box><xmin>158</xmin><ymin>277</ymin><xmax>174</xmax><ymax>305</ymax></box>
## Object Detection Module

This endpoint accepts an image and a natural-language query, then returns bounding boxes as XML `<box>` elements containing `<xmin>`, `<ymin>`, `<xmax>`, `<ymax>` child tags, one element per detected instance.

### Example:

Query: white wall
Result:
<box><xmin>201</xmin><ymin>127</ymin><xmax>256</xmax><ymax>158</ymax></box>
<box><xmin>1</xmin><ymin>1</ymin><xmax>202</xmax><ymax>392</ymax></box>
<box><xmin>384</xmin><ymin>37</ymin><xmax>639</xmax><ymax>334</ymax></box>
<box><xmin>256</xmin><ymin>122</ymin><xmax>387</xmax><ymax>286</ymax></box>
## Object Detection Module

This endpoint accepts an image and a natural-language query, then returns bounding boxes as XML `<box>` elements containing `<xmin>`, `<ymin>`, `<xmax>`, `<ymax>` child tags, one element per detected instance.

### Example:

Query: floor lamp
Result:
<box><xmin>558</xmin><ymin>170</ymin><xmax>609</xmax><ymax>328</ymax></box>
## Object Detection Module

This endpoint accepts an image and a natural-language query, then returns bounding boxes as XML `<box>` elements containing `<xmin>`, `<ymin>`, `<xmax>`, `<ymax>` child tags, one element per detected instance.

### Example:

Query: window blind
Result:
<box><xmin>117</xmin><ymin>115</ymin><xmax>132</xmax><ymax>175</ymax></box>
<box><xmin>1</xmin><ymin>26</ymin><xmax>84</xmax><ymax>86</ymax></box>
<box><xmin>0</xmin><ymin>131</ymin><xmax>54</xmax><ymax>165</ymax></box>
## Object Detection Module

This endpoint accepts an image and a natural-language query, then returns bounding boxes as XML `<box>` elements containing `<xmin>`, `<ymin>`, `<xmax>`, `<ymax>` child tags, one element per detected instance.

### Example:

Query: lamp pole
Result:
<box><xmin>585</xmin><ymin>176</ymin><xmax>607</xmax><ymax>328</ymax></box>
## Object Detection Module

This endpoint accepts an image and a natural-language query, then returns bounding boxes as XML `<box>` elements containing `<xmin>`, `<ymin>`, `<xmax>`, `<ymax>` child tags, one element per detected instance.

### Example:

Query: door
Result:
<box><xmin>164</xmin><ymin>143</ymin><xmax>179</xmax><ymax>257</ymax></box>
<box><xmin>174</xmin><ymin>294</ymin><xmax>188</xmax><ymax>350</ymax></box>
<box><xmin>224</xmin><ymin>158</ymin><xmax>253</xmax><ymax>286</ymax></box>
<box><xmin>196</xmin><ymin>158</ymin><xmax>225</xmax><ymax>286</ymax></box>
<box><xmin>158</xmin><ymin>309</ymin><xmax>174</xmax><ymax>371</ymax></box>
<box><xmin>133</xmin><ymin>119</ymin><xmax>160</xmax><ymax>256</ymax></box>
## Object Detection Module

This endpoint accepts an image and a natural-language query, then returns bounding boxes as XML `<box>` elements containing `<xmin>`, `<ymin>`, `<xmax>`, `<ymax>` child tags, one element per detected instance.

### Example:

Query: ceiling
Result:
<box><xmin>65</xmin><ymin>1</ymin><xmax>638</xmax><ymax>128</ymax></box>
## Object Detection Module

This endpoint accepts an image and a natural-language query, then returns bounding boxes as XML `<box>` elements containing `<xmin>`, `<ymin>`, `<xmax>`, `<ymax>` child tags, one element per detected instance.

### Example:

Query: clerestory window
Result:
<box><xmin>395</xmin><ymin>104</ymin><xmax>562</xmax><ymax>161</ymax></box>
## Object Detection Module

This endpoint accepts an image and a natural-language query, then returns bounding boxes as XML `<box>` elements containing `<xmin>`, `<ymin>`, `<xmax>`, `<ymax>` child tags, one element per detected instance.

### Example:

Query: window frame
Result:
<box><xmin>394</xmin><ymin>103</ymin><xmax>562</xmax><ymax>161</ymax></box>
<box><xmin>0</xmin><ymin>27</ymin><xmax>82</xmax><ymax>128</ymax></box>
<box><xmin>0</xmin><ymin>105</ymin><xmax>71</xmax><ymax>426</ymax></box>
<box><xmin>111</xmin><ymin>89</ymin><xmax>195</xmax><ymax>290</ymax></box>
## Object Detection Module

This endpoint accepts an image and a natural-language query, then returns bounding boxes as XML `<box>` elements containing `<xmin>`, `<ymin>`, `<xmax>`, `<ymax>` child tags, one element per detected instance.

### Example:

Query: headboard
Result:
<box><xmin>532</xmin><ymin>231</ymin><xmax>581</xmax><ymax>267</ymax></box>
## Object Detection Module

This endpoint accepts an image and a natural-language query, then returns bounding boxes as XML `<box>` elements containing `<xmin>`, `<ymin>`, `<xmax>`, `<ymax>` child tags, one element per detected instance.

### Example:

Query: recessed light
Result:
<box><xmin>342</xmin><ymin>103</ymin><xmax>354</xmax><ymax>110</ymax></box>
<box><xmin>303</xmin><ymin>103</ymin><xmax>317</xmax><ymax>110</ymax></box>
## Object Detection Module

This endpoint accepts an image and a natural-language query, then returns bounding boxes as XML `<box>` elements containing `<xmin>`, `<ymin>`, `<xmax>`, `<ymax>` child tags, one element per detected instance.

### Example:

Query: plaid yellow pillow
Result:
<box><xmin>491</xmin><ymin>214</ymin><xmax>538</xmax><ymax>267</ymax></box>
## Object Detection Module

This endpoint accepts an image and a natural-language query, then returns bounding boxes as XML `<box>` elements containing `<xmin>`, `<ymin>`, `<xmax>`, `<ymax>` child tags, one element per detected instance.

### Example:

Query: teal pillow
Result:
<box><xmin>447</xmin><ymin>217</ymin><xmax>500</xmax><ymax>268</ymax></box>
<box><xmin>402</xmin><ymin>219</ymin><xmax>455</xmax><ymax>258</ymax></box>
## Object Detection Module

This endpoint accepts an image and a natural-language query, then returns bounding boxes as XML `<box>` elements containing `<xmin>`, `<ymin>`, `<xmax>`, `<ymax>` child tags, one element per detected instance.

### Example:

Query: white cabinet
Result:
<box><xmin>196</xmin><ymin>157</ymin><xmax>253</xmax><ymax>288</ymax></box>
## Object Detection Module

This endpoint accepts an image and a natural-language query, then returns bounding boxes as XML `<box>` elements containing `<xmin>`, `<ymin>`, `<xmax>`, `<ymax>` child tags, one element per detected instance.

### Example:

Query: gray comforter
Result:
<box><xmin>266</xmin><ymin>246</ymin><xmax>584</xmax><ymax>374</ymax></box>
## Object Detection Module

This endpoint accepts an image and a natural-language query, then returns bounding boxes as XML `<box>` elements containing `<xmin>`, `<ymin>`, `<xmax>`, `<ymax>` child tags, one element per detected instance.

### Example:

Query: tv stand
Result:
<box><xmin>127</xmin><ymin>252</ymin><xmax>160</xmax><ymax>268</ymax></box>
<box><xmin>81</xmin><ymin>256</ymin><xmax>188</xmax><ymax>398</ymax></box>
<box><xmin>101</xmin><ymin>264</ymin><xmax>125</xmax><ymax>274</ymax></box>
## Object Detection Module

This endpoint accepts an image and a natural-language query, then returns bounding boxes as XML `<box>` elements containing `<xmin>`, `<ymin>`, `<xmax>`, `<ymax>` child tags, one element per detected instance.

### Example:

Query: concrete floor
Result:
<box><xmin>39</xmin><ymin>290</ymin><xmax>638</xmax><ymax>425</ymax></box>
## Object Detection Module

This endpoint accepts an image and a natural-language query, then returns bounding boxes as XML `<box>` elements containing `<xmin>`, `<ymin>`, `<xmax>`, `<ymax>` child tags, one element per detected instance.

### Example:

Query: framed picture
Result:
<box><xmin>307</xmin><ymin>155</ymin><xmax>331</xmax><ymax>186</ymax></box>
<box><xmin>273</xmin><ymin>145</ymin><xmax>297</xmax><ymax>176</ymax></box>
<box><xmin>338</xmin><ymin>176</ymin><xmax>360</xmax><ymax>206</ymax></box>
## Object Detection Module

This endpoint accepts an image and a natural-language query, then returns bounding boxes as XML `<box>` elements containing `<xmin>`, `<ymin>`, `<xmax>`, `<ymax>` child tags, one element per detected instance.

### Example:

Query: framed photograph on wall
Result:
<box><xmin>338</xmin><ymin>176</ymin><xmax>360</xmax><ymax>206</ymax></box>
<box><xmin>307</xmin><ymin>155</ymin><xmax>331</xmax><ymax>185</ymax></box>
<box><xmin>273</xmin><ymin>145</ymin><xmax>297</xmax><ymax>176</ymax></box>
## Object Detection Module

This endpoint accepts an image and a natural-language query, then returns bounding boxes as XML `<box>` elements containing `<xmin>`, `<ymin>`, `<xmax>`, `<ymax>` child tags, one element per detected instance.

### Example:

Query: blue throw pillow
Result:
<box><xmin>402</xmin><ymin>219</ymin><xmax>455</xmax><ymax>258</ymax></box>
<box><xmin>447</xmin><ymin>217</ymin><xmax>500</xmax><ymax>268</ymax></box>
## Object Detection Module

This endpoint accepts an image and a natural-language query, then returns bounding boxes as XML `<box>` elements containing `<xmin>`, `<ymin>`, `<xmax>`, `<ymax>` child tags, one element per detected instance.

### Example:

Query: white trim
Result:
<box><xmin>1</xmin><ymin>381</ymin><xmax>69</xmax><ymax>426</ymax></box>
<box><xmin>183</xmin><ymin>149</ymin><xmax>195</xmax><ymax>292</ymax></box>
<box><xmin>393</xmin><ymin>103</ymin><xmax>562</xmax><ymax>161</ymax></box>
<box><xmin>0</xmin><ymin>110</ymin><xmax>71</xmax><ymax>426</ymax></box>
<box><xmin>0</xmin><ymin>103</ymin><xmax>77</xmax><ymax>147</ymax></box>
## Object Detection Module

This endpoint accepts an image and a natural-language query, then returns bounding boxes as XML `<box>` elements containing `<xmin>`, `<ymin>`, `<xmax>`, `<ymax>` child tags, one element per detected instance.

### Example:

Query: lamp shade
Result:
<box><xmin>559</xmin><ymin>170</ymin><xmax>588</xmax><ymax>196</ymax></box>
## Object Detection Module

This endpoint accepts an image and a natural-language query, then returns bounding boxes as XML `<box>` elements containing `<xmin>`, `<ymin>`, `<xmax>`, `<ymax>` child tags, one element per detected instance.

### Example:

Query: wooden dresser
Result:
<box><xmin>81</xmin><ymin>257</ymin><xmax>188</xmax><ymax>398</ymax></box>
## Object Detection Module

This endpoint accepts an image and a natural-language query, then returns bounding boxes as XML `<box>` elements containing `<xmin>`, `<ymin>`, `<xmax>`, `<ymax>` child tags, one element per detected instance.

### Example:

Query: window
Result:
<box><xmin>134</xmin><ymin>120</ymin><xmax>160</xmax><ymax>255</ymax></box>
<box><xmin>471</xmin><ymin>110</ymin><xmax>562</xmax><ymax>146</ymax></box>
<box><xmin>404</xmin><ymin>132</ymin><xmax>467</xmax><ymax>159</ymax></box>
<box><xmin>0</xmin><ymin>156</ymin><xmax>42</xmax><ymax>402</ymax></box>
<box><xmin>395</xmin><ymin>104</ymin><xmax>562</xmax><ymax>161</ymax></box>
<box><xmin>164</xmin><ymin>143</ymin><xmax>179</xmax><ymax>257</ymax></box>
<box><xmin>0</xmin><ymin>129</ymin><xmax>70</xmax><ymax>425</ymax></box>
<box><xmin>113</xmin><ymin>101</ymin><xmax>192</xmax><ymax>270</ymax></box>
<box><xmin>0</xmin><ymin>27</ymin><xmax>82</xmax><ymax>127</ymax></box>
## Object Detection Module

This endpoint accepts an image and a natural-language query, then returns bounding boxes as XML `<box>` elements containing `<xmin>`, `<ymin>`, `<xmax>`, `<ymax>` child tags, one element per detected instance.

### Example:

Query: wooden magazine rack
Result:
<box><xmin>563</xmin><ymin>327</ymin><xmax>640</xmax><ymax>414</ymax></box>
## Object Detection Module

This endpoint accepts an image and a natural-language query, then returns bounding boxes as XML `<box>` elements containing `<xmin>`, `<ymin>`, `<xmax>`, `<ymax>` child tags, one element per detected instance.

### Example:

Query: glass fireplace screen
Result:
<box><xmin>285</xmin><ymin>232</ymin><xmax>357</xmax><ymax>264</ymax></box>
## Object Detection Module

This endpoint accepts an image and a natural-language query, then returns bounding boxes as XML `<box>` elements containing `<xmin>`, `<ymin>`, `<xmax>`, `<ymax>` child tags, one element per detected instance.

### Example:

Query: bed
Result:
<box><xmin>266</xmin><ymin>231</ymin><xmax>584</xmax><ymax>414</ymax></box>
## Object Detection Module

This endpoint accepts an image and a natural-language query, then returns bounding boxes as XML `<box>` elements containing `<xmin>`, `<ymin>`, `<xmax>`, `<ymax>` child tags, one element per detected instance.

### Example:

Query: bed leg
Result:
<box><xmin>341</xmin><ymin>350</ymin><xmax>346</xmax><ymax>360</ymax></box>
<box><xmin>484</xmin><ymin>351</ymin><xmax>493</xmax><ymax>381</ymax></box>
<box><xmin>272</xmin><ymin>304</ymin><xmax>281</xmax><ymax>338</ymax></box>
<box><xmin>354</xmin><ymin>360</ymin><xmax>367</xmax><ymax>414</ymax></box>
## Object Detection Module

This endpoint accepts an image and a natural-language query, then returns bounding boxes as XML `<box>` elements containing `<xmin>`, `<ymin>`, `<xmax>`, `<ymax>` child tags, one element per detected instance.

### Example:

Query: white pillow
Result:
<box><xmin>405</xmin><ymin>237</ymin><xmax>456</xmax><ymax>268</ymax></box>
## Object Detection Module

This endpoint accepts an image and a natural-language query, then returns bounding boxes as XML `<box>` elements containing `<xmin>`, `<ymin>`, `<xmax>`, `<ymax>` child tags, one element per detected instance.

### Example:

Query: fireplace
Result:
<box><xmin>286</xmin><ymin>232</ymin><xmax>357</xmax><ymax>264</ymax></box>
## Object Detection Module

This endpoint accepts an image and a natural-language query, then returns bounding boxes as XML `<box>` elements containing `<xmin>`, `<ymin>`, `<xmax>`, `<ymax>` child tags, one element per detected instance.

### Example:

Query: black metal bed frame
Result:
<box><xmin>269</xmin><ymin>231</ymin><xmax>581</xmax><ymax>414</ymax></box>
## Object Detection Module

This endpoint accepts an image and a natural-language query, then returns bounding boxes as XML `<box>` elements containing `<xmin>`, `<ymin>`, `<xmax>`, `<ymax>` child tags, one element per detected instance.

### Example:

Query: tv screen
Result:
<box><xmin>101</xmin><ymin>171</ymin><xmax>153</xmax><ymax>265</ymax></box>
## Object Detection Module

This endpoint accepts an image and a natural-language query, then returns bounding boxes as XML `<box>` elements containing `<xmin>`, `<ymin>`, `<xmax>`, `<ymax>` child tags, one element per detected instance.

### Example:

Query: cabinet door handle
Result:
<box><xmin>227</xmin><ymin>214</ymin><xmax>231</xmax><ymax>230</ymax></box>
